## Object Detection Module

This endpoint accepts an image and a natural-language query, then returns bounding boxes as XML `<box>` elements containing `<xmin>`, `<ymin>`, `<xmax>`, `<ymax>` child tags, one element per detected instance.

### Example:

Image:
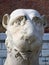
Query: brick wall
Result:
<box><xmin>0</xmin><ymin>0</ymin><xmax>49</xmax><ymax>32</ymax></box>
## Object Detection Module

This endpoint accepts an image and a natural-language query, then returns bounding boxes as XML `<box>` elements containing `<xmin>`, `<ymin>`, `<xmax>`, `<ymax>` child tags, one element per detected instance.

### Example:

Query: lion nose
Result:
<box><xmin>23</xmin><ymin>20</ymin><xmax>35</xmax><ymax>36</ymax></box>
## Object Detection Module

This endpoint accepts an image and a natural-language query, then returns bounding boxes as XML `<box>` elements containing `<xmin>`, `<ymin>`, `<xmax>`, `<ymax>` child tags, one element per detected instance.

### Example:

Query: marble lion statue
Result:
<box><xmin>2</xmin><ymin>9</ymin><xmax>47</xmax><ymax>65</ymax></box>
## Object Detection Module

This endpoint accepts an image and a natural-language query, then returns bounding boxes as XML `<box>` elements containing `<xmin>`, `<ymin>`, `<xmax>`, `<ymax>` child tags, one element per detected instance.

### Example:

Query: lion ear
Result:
<box><xmin>2</xmin><ymin>14</ymin><xmax>10</xmax><ymax>29</ymax></box>
<box><xmin>41</xmin><ymin>15</ymin><xmax>47</xmax><ymax>28</ymax></box>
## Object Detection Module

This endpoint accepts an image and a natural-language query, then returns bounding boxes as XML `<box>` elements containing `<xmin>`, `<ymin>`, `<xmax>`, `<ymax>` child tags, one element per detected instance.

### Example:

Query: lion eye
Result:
<box><xmin>11</xmin><ymin>16</ymin><xmax>27</xmax><ymax>26</ymax></box>
<box><xmin>33</xmin><ymin>17</ymin><xmax>39</xmax><ymax>21</ymax></box>
<box><xmin>17</xmin><ymin>16</ymin><xmax>27</xmax><ymax>22</ymax></box>
<box><xmin>33</xmin><ymin>17</ymin><xmax>40</xmax><ymax>22</ymax></box>
<box><xmin>17</xmin><ymin>16</ymin><xmax>24</xmax><ymax>21</ymax></box>
<box><xmin>32</xmin><ymin>17</ymin><xmax>42</xmax><ymax>24</ymax></box>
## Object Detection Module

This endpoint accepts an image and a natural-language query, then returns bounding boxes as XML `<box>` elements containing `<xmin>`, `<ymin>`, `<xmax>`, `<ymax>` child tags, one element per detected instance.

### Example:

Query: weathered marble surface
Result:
<box><xmin>2</xmin><ymin>9</ymin><xmax>47</xmax><ymax>65</ymax></box>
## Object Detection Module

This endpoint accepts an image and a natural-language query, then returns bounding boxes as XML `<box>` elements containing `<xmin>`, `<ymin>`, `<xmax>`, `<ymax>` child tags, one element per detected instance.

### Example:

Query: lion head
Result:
<box><xmin>2</xmin><ymin>9</ymin><xmax>47</xmax><ymax>54</ymax></box>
